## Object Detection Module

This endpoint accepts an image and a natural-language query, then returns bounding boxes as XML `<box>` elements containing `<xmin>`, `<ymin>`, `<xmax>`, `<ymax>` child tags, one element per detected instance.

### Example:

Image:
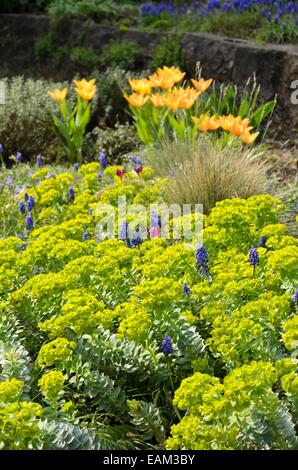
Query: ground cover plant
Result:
<box><xmin>0</xmin><ymin>151</ymin><xmax>297</xmax><ymax>449</ymax></box>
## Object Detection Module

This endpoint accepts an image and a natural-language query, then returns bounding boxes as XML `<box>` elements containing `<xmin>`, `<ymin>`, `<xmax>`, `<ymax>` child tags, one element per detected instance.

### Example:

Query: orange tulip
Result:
<box><xmin>149</xmin><ymin>66</ymin><xmax>185</xmax><ymax>89</ymax></box>
<box><xmin>192</xmin><ymin>115</ymin><xmax>220</xmax><ymax>131</ymax></box>
<box><xmin>150</xmin><ymin>93</ymin><xmax>166</xmax><ymax>107</ymax></box>
<box><xmin>48</xmin><ymin>87</ymin><xmax>68</xmax><ymax>102</ymax></box>
<box><xmin>163</xmin><ymin>87</ymin><xmax>200</xmax><ymax>110</ymax></box>
<box><xmin>241</xmin><ymin>131</ymin><xmax>260</xmax><ymax>144</ymax></box>
<box><xmin>191</xmin><ymin>78</ymin><xmax>213</xmax><ymax>93</ymax></box>
<box><xmin>125</xmin><ymin>93</ymin><xmax>149</xmax><ymax>108</ymax></box>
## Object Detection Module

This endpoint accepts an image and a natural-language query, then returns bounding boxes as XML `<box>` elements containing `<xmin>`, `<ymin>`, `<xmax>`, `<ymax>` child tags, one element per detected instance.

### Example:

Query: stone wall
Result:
<box><xmin>0</xmin><ymin>14</ymin><xmax>297</xmax><ymax>141</ymax></box>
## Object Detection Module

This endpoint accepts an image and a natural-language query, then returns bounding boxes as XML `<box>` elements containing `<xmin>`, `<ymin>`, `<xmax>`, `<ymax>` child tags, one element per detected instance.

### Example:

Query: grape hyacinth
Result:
<box><xmin>294</xmin><ymin>288</ymin><xmax>298</xmax><ymax>305</ymax></box>
<box><xmin>26</xmin><ymin>213</ymin><xmax>34</xmax><ymax>231</ymax></box>
<box><xmin>24</xmin><ymin>193</ymin><xmax>29</xmax><ymax>202</ymax></box>
<box><xmin>119</xmin><ymin>221</ymin><xmax>131</xmax><ymax>247</ymax></box>
<box><xmin>196</xmin><ymin>244</ymin><xmax>210</xmax><ymax>280</ymax></box>
<box><xmin>82</xmin><ymin>231</ymin><xmax>89</xmax><ymax>241</ymax></box>
<box><xmin>74</xmin><ymin>163</ymin><xmax>79</xmax><ymax>172</ymax></box>
<box><xmin>249</xmin><ymin>246</ymin><xmax>260</xmax><ymax>266</ymax></box>
<box><xmin>99</xmin><ymin>152</ymin><xmax>107</xmax><ymax>169</ymax></box>
<box><xmin>139</xmin><ymin>1</ymin><xmax>298</xmax><ymax>34</ymax></box>
<box><xmin>259</xmin><ymin>236</ymin><xmax>267</xmax><ymax>248</ymax></box>
<box><xmin>19</xmin><ymin>201</ymin><xmax>26</xmax><ymax>214</ymax></box>
<box><xmin>68</xmin><ymin>186</ymin><xmax>75</xmax><ymax>203</ymax></box>
<box><xmin>249</xmin><ymin>245</ymin><xmax>260</xmax><ymax>276</ymax></box>
<box><xmin>16</xmin><ymin>151</ymin><xmax>22</xmax><ymax>162</ymax></box>
<box><xmin>0</xmin><ymin>144</ymin><xmax>3</xmax><ymax>153</ymax></box>
<box><xmin>131</xmin><ymin>227</ymin><xmax>142</xmax><ymax>247</ymax></box>
<box><xmin>131</xmin><ymin>154</ymin><xmax>142</xmax><ymax>166</ymax></box>
<box><xmin>27</xmin><ymin>196</ymin><xmax>35</xmax><ymax>212</ymax></box>
<box><xmin>36</xmin><ymin>154</ymin><xmax>42</xmax><ymax>167</ymax></box>
<box><xmin>162</xmin><ymin>336</ymin><xmax>173</xmax><ymax>356</ymax></box>
<box><xmin>183</xmin><ymin>280</ymin><xmax>191</xmax><ymax>295</ymax></box>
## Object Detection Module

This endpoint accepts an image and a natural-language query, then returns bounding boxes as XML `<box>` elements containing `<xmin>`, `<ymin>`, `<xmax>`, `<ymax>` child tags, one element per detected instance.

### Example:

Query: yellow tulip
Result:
<box><xmin>48</xmin><ymin>87</ymin><xmax>68</xmax><ymax>102</ymax></box>
<box><xmin>125</xmin><ymin>93</ymin><xmax>149</xmax><ymax>108</ymax></box>
<box><xmin>128</xmin><ymin>78</ymin><xmax>151</xmax><ymax>95</ymax></box>
<box><xmin>191</xmin><ymin>78</ymin><xmax>213</xmax><ymax>93</ymax></box>
<box><xmin>73</xmin><ymin>79</ymin><xmax>96</xmax><ymax>101</ymax></box>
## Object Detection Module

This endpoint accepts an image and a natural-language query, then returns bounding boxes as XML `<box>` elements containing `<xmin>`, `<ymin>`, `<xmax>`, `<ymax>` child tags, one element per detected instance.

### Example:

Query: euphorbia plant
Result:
<box><xmin>48</xmin><ymin>79</ymin><xmax>96</xmax><ymax>163</ymax></box>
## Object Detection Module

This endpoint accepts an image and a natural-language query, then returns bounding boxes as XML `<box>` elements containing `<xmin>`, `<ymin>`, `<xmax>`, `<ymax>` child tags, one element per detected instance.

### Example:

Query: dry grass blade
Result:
<box><xmin>146</xmin><ymin>136</ymin><xmax>268</xmax><ymax>214</ymax></box>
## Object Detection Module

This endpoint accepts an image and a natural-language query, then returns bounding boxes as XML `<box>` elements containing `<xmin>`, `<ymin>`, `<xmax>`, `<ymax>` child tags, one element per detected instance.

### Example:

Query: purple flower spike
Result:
<box><xmin>259</xmin><ymin>236</ymin><xmax>267</xmax><ymax>248</ymax></box>
<box><xmin>27</xmin><ymin>196</ymin><xmax>35</xmax><ymax>212</ymax></box>
<box><xmin>26</xmin><ymin>213</ymin><xmax>34</xmax><ymax>231</ymax></box>
<box><xmin>99</xmin><ymin>152</ymin><xmax>107</xmax><ymax>169</ymax></box>
<box><xmin>68</xmin><ymin>186</ymin><xmax>75</xmax><ymax>203</ymax></box>
<box><xmin>183</xmin><ymin>281</ymin><xmax>190</xmax><ymax>295</ymax></box>
<box><xmin>19</xmin><ymin>201</ymin><xmax>26</xmax><ymax>214</ymax></box>
<box><xmin>36</xmin><ymin>154</ymin><xmax>42</xmax><ymax>167</ymax></box>
<box><xmin>131</xmin><ymin>227</ymin><xmax>142</xmax><ymax>247</ymax></box>
<box><xmin>249</xmin><ymin>246</ymin><xmax>260</xmax><ymax>266</ymax></box>
<box><xmin>162</xmin><ymin>336</ymin><xmax>173</xmax><ymax>356</ymax></box>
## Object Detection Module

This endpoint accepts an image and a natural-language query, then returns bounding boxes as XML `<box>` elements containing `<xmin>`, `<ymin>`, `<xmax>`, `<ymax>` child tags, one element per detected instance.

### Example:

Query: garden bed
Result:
<box><xmin>0</xmin><ymin>14</ymin><xmax>297</xmax><ymax>142</ymax></box>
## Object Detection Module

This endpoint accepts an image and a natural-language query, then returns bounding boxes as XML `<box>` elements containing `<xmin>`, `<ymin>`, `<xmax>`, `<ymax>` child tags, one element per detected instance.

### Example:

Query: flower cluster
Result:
<box><xmin>125</xmin><ymin>66</ymin><xmax>260</xmax><ymax>146</ymax></box>
<box><xmin>192</xmin><ymin>114</ymin><xmax>259</xmax><ymax>144</ymax></box>
<box><xmin>140</xmin><ymin>1</ymin><xmax>298</xmax><ymax>34</ymax></box>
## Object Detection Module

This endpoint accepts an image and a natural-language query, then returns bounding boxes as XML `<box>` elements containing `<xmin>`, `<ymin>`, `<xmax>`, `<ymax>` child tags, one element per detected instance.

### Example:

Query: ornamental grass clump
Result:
<box><xmin>146</xmin><ymin>137</ymin><xmax>268</xmax><ymax>213</ymax></box>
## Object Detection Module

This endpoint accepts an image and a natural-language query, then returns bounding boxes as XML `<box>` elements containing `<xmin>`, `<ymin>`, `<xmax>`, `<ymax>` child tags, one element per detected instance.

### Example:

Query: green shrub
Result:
<box><xmin>0</xmin><ymin>77</ymin><xmax>73</xmax><ymax>161</ymax></box>
<box><xmin>34</xmin><ymin>34</ymin><xmax>55</xmax><ymax>64</ymax></box>
<box><xmin>34</xmin><ymin>36</ymin><xmax>68</xmax><ymax>67</ymax></box>
<box><xmin>85</xmin><ymin>122</ymin><xmax>141</xmax><ymax>164</ymax></box>
<box><xmin>70</xmin><ymin>47</ymin><xmax>101</xmax><ymax>71</ymax></box>
<box><xmin>151</xmin><ymin>35</ymin><xmax>184</xmax><ymax>70</ymax></box>
<box><xmin>48</xmin><ymin>0</ymin><xmax>136</xmax><ymax>21</ymax></box>
<box><xmin>0</xmin><ymin>0</ymin><xmax>49</xmax><ymax>13</ymax></box>
<box><xmin>101</xmin><ymin>41</ymin><xmax>144</xmax><ymax>70</ymax></box>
